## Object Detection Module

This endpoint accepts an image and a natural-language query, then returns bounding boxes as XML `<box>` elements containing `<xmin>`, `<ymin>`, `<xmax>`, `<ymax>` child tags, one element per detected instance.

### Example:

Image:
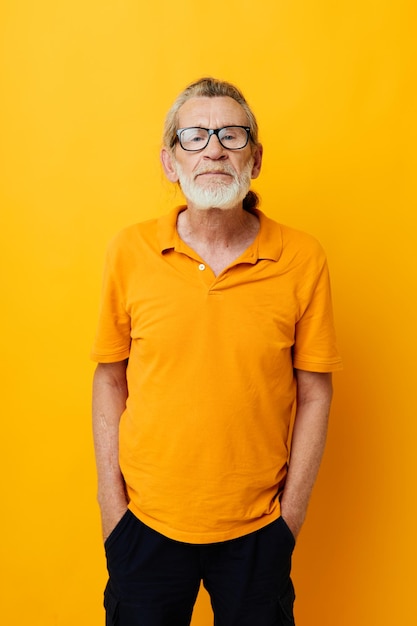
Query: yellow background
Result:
<box><xmin>1</xmin><ymin>1</ymin><xmax>416</xmax><ymax>624</ymax></box>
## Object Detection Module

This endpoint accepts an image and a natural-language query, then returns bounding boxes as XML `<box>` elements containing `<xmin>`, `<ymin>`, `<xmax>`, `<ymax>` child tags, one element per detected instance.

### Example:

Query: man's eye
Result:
<box><xmin>221</xmin><ymin>130</ymin><xmax>238</xmax><ymax>141</ymax></box>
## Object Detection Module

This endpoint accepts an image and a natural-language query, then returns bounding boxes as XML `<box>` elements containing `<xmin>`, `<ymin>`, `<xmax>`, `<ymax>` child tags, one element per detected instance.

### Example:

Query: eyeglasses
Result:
<box><xmin>176</xmin><ymin>126</ymin><xmax>251</xmax><ymax>152</ymax></box>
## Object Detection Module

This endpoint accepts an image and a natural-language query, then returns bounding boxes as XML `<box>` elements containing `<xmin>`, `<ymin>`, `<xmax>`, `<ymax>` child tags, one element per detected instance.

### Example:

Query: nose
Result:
<box><xmin>203</xmin><ymin>133</ymin><xmax>227</xmax><ymax>159</ymax></box>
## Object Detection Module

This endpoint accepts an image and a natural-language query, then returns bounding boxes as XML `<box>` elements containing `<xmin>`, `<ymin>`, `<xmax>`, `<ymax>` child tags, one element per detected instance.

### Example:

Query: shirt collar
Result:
<box><xmin>157</xmin><ymin>205</ymin><xmax>283</xmax><ymax>263</ymax></box>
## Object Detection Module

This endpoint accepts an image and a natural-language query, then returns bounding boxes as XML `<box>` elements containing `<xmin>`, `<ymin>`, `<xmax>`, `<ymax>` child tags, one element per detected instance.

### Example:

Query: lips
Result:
<box><xmin>195</xmin><ymin>168</ymin><xmax>234</xmax><ymax>179</ymax></box>
<box><xmin>197</xmin><ymin>171</ymin><xmax>231</xmax><ymax>176</ymax></box>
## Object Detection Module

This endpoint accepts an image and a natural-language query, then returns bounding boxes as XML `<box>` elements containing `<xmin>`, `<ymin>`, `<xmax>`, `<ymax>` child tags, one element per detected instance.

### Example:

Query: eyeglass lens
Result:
<box><xmin>179</xmin><ymin>127</ymin><xmax>249</xmax><ymax>151</ymax></box>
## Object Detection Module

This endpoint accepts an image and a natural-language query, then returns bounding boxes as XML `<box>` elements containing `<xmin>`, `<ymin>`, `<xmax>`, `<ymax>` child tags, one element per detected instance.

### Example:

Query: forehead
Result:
<box><xmin>177</xmin><ymin>96</ymin><xmax>248</xmax><ymax>128</ymax></box>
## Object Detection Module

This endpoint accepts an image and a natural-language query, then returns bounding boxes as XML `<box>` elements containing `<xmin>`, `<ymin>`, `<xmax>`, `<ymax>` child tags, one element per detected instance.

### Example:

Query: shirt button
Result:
<box><xmin>198</xmin><ymin>263</ymin><xmax>206</xmax><ymax>271</ymax></box>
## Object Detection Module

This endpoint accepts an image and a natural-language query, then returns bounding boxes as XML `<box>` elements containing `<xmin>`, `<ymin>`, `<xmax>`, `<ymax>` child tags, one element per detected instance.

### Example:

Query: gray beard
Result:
<box><xmin>174</xmin><ymin>160</ymin><xmax>253</xmax><ymax>210</ymax></box>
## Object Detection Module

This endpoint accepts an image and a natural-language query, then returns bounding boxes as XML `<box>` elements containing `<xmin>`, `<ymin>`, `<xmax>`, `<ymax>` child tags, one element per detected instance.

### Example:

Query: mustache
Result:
<box><xmin>194</xmin><ymin>164</ymin><xmax>237</xmax><ymax>177</ymax></box>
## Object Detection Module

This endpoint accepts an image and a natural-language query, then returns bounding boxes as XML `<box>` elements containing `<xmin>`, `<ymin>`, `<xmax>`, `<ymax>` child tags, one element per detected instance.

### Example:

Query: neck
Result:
<box><xmin>178</xmin><ymin>204</ymin><xmax>258</xmax><ymax>247</ymax></box>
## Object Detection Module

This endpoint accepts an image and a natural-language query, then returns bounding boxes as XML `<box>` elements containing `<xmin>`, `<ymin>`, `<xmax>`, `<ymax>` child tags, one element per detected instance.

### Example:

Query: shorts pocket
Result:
<box><xmin>104</xmin><ymin>583</ymin><xmax>119</xmax><ymax>626</ymax></box>
<box><xmin>277</xmin><ymin>577</ymin><xmax>296</xmax><ymax>625</ymax></box>
<box><xmin>104</xmin><ymin>509</ymin><xmax>132</xmax><ymax>552</ymax></box>
<box><xmin>278</xmin><ymin>516</ymin><xmax>296</xmax><ymax>550</ymax></box>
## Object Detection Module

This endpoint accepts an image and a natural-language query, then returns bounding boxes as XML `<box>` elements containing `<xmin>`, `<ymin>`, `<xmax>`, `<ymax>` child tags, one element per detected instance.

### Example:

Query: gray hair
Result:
<box><xmin>163</xmin><ymin>77</ymin><xmax>259</xmax><ymax>150</ymax></box>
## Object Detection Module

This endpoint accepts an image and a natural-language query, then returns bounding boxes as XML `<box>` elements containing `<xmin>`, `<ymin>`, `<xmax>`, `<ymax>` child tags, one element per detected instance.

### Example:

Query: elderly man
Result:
<box><xmin>92</xmin><ymin>77</ymin><xmax>342</xmax><ymax>626</ymax></box>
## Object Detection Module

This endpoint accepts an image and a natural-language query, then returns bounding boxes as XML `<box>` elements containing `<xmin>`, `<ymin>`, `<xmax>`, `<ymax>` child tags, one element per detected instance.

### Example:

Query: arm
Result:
<box><xmin>280</xmin><ymin>369</ymin><xmax>333</xmax><ymax>540</ymax></box>
<box><xmin>92</xmin><ymin>360</ymin><xmax>129</xmax><ymax>541</ymax></box>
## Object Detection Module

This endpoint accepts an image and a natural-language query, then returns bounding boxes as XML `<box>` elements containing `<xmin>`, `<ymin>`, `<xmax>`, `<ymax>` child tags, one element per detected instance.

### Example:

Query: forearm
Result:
<box><xmin>280</xmin><ymin>370</ymin><xmax>333</xmax><ymax>539</ymax></box>
<box><xmin>92</xmin><ymin>360</ymin><xmax>129</xmax><ymax>540</ymax></box>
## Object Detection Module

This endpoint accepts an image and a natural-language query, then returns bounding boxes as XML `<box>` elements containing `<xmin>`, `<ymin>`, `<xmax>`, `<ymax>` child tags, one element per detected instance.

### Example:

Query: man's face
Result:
<box><xmin>162</xmin><ymin>96</ymin><xmax>262</xmax><ymax>210</ymax></box>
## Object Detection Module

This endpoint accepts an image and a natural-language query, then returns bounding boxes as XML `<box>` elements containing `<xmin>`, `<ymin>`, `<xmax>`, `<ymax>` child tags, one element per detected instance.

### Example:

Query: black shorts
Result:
<box><xmin>104</xmin><ymin>510</ymin><xmax>296</xmax><ymax>626</ymax></box>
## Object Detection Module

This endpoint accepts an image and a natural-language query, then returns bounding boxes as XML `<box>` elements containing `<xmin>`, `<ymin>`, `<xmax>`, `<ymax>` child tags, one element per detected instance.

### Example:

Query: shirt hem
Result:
<box><xmin>90</xmin><ymin>349</ymin><xmax>130</xmax><ymax>363</ymax></box>
<box><xmin>128</xmin><ymin>502</ymin><xmax>282</xmax><ymax>544</ymax></box>
<box><xmin>293</xmin><ymin>358</ymin><xmax>343</xmax><ymax>373</ymax></box>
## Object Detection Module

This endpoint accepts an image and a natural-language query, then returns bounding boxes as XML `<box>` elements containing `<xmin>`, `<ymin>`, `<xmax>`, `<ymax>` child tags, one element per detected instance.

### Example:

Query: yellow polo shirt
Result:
<box><xmin>91</xmin><ymin>207</ymin><xmax>342</xmax><ymax>543</ymax></box>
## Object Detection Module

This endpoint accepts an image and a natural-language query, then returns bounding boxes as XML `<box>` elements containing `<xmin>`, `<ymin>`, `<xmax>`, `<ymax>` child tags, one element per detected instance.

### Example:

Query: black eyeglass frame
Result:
<box><xmin>175</xmin><ymin>126</ymin><xmax>251</xmax><ymax>151</ymax></box>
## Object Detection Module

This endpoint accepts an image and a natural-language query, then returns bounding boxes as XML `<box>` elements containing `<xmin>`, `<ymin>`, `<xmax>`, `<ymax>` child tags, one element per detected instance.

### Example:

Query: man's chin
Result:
<box><xmin>187</xmin><ymin>190</ymin><xmax>243</xmax><ymax>211</ymax></box>
<box><xmin>179</xmin><ymin>176</ymin><xmax>250</xmax><ymax>211</ymax></box>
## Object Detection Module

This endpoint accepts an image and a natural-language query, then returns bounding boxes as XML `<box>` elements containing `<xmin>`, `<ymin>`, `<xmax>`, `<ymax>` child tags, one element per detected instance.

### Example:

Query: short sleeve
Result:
<box><xmin>293</xmin><ymin>253</ymin><xmax>342</xmax><ymax>373</ymax></box>
<box><xmin>91</xmin><ymin>239</ymin><xmax>132</xmax><ymax>363</ymax></box>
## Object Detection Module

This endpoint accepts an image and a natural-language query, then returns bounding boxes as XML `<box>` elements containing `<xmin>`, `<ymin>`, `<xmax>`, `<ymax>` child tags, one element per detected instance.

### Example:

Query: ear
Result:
<box><xmin>160</xmin><ymin>148</ymin><xmax>179</xmax><ymax>183</ymax></box>
<box><xmin>250</xmin><ymin>143</ymin><xmax>263</xmax><ymax>179</ymax></box>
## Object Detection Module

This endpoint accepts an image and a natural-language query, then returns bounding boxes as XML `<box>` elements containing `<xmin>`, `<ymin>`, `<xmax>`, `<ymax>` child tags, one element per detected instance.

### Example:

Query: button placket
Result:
<box><xmin>196</xmin><ymin>260</ymin><xmax>218</xmax><ymax>289</ymax></box>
